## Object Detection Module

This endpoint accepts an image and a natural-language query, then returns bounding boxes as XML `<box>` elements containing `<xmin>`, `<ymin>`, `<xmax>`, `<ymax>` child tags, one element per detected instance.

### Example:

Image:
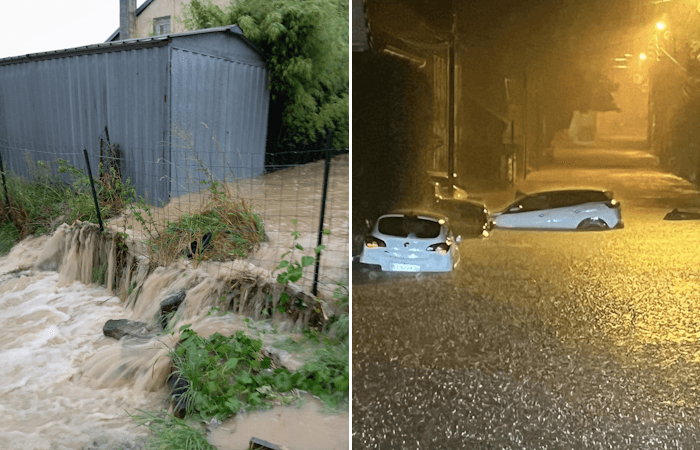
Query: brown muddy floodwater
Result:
<box><xmin>110</xmin><ymin>153</ymin><xmax>349</xmax><ymax>300</ymax></box>
<box><xmin>0</xmin><ymin>156</ymin><xmax>349</xmax><ymax>450</ymax></box>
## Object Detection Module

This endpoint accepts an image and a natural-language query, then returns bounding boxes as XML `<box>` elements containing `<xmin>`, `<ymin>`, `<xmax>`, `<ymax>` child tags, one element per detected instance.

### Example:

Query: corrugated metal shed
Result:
<box><xmin>0</xmin><ymin>25</ymin><xmax>269</xmax><ymax>205</ymax></box>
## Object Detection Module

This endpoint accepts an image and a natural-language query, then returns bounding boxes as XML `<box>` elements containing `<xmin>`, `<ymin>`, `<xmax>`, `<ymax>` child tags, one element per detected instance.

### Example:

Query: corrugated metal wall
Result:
<box><xmin>0</xmin><ymin>29</ymin><xmax>269</xmax><ymax>205</ymax></box>
<box><xmin>0</xmin><ymin>45</ymin><xmax>171</xmax><ymax>204</ymax></box>
<box><xmin>169</xmin><ymin>47</ymin><xmax>269</xmax><ymax>198</ymax></box>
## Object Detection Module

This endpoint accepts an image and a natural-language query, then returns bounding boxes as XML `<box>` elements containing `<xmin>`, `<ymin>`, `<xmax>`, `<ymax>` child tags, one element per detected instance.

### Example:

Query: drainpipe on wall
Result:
<box><xmin>120</xmin><ymin>0</ymin><xmax>137</xmax><ymax>40</ymax></box>
<box><xmin>447</xmin><ymin>13</ymin><xmax>456</xmax><ymax>198</ymax></box>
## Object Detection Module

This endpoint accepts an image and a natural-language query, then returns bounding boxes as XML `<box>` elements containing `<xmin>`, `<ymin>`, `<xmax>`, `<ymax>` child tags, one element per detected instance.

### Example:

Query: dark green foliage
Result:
<box><xmin>170</xmin><ymin>324</ymin><xmax>349</xmax><ymax>421</ymax></box>
<box><xmin>181</xmin><ymin>0</ymin><xmax>348</xmax><ymax>151</ymax></box>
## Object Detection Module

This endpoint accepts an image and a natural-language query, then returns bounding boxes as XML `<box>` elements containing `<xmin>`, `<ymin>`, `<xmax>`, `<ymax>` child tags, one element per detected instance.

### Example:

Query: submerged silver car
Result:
<box><xmin>489</xmin><ymin>189</ymin><xmax>623</xmax><ymax>230</ymax></box>
<box><xmin>359</xmin><ymin>211</ymin><xmax>461</xmax><ymax>272</ymax></box>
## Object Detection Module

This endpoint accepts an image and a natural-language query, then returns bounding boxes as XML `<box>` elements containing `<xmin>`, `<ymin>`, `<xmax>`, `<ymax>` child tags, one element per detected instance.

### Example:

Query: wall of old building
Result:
<box><xmin>133</xmin><ymin>0</ymin><xmax>232</xmax><ymax>38</ymax></box>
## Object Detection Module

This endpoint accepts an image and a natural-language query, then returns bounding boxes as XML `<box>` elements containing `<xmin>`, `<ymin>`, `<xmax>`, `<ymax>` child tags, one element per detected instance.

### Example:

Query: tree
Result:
<box><xmin>181</xmin><ymin>0</ymin><xmax>349</xmax><ymax>151</ymax></box>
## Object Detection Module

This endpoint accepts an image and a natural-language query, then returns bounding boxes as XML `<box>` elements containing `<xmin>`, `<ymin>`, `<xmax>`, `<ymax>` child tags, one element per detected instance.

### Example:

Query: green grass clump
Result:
<box><xmin>0</xmin><ymin>152</ymin><xmax>135</xmax><ymax>251</ymax></box>
<box><xmin>162</xmin><ymin>208</ymin><xmax>263</xmax><ymax>261</ymax></box>
<box><xmin>133</xmin><ymin>180</ymin><xmax>265</xmax><ymax>267</ymax></box>
<box><xmin>129</xmin><ymin>410</ymin><xmax>216</xmax><ymax>450</ymax></box>
<box><xmin>326</xmin><ymin>283</ymin><xmax>349</xmax><ymax>343</ymax></box>
<box><xmin>0</xmin><ymin>221</ymin><xmax>19</xmax><ymax>255</ymax></box>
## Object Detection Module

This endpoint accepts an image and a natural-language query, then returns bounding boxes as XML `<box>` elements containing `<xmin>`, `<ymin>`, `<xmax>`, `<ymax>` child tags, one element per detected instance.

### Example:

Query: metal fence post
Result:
<box><xmin>83</xmin><ymin>149</ymin><xmax>104</xmax><ymax>233</ymax></box>
<box><xmin>313</xmin><ymin>130</ymin><xmax>334</xmax><ymax>297</ymax></box>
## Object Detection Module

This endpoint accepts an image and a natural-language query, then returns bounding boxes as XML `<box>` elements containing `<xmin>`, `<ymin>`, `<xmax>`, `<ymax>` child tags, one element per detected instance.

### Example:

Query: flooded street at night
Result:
<box><xmin>352</xmin><ymin>141</ymin><xmax>700</xmax><ymax>448</ymax></box>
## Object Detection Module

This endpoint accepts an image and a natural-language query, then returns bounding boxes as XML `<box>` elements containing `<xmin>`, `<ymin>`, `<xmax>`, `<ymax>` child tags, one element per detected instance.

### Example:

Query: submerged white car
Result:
<box><xmin>489</xmin><ymin>189</ymin><xmax>623</xmax><ymax>230</ymax></box>
<box><xmin>359</xmin><ymin>211</ymin><xmax>461</xmax><ymax>273</ymax></box>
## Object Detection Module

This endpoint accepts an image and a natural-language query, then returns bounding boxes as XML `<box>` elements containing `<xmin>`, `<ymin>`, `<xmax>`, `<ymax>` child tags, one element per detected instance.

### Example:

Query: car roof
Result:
<box><xmin>434</xmin><ymin>198</ymin><xmax>487</xmax><ymax>209</ymax></box>
<box><xmin>380</xmin><ymin>210</ymin><xmax>449</xmax><ymax>222</ymax></box>
<box><xmin>516</xmin><ymin>188</ymin><xmax>609</xmax><ymax>199</ymax></box>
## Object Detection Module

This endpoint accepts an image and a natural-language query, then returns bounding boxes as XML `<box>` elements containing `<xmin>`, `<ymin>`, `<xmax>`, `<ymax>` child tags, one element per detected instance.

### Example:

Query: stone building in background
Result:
<box><xmin>107</xmin><ymin>0</ymin><xmax>232</xmax><ymax>42</ymax></box>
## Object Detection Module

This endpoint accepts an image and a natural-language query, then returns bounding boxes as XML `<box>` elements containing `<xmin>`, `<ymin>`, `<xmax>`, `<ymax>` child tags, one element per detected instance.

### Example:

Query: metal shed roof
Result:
<box><xmin>0</xmin><ymin>23</ymin><xmax>270</xmax><ymax>205</ymax></box>
<box><xmin>0</xmin><ymin>24</ymin><xmax>260</xmax><ymax>67</ymax></box>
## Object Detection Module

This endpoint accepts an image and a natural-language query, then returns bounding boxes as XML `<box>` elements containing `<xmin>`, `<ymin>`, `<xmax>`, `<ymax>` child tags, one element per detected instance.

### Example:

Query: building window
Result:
<box><xmin>154</xmin><ymin>16</ymin><xmax>171</xmax><ymax>35</ymax></box>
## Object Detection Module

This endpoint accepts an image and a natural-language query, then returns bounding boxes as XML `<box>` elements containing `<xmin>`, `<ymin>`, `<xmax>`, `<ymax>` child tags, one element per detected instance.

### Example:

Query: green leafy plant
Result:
<box><xmin>168</xmin><ymin>323</ymin><xmax>349</xmax><ymax>421</ymax></box>
<box><xmin>295</xmin><ymin>343</ymin><xmax>349</xmax><ymax>408</ymax></box>
<box><xmin>169</xmin><ymin>324</ymin><xmax>279</xmax><ymax>420</ymax></box>
<box><xmin>273</xmin><ymin>221</ymin><xmax>328</xmax><ymax>313</ymax></box>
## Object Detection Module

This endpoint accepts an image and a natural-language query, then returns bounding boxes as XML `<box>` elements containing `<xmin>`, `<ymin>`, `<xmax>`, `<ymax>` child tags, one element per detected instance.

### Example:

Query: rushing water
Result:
<box><xmin>0</xmin><ymin>155</ymin><xmax>349</xmax><ymax>449</ymax></box>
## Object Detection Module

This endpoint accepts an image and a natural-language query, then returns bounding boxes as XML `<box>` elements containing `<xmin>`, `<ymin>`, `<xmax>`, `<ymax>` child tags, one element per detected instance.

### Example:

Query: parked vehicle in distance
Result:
<box><xmin>428</xmin><ymin>173</ymin><xmax>470</xmax><ymax>201</ymax></box>
<box><xmin>359</xmin><ymin>211</ymin><xmax>461</xmax><ymax>273</ymax></box>
<box><xmin>431</xmin><ymin>197</ymin><xmax>490</xmax><ymax>237</ymax></box>
<box><xmin>489</xmin><ymin>189</ymin><xmax>623</xmax><ymax>230</ymax></box>
<box><xmin>425</xmin><ymin>173</ymin><xmax>490</xmax><ymax>237</ymax></box>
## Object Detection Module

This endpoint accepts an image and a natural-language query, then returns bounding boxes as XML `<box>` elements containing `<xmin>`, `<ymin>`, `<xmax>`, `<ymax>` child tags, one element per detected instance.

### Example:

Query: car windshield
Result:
<box><xmin>378</xmin><ymin>216</ymin><xmax>442</xmax><ymax>238</ymax></box>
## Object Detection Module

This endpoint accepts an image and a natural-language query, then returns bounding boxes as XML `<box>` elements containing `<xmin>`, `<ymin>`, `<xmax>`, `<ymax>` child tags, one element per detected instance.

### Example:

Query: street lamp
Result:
<box><xmin>639</xmin><ymin>52</ymin><xmax>647</xmax><ymax>61</ymax></box>
<box><xmin>656</xmin><ymin>21</ymin><xmax>666</xmax><ymax>31</ymax></box>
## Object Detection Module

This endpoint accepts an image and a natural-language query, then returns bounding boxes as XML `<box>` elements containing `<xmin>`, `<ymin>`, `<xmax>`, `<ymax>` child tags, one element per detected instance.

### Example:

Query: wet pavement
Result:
<box><xmin>352</xmin><ymin>141</ymin><xmax>700</xmax><ymax>448</ymax></box>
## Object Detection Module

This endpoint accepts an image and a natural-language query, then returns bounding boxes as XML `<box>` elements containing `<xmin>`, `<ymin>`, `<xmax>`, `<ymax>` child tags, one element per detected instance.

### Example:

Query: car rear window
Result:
<box><xmin>378</xmin><ymin>216</ymin><xmax>442</xmax><ymax>238</ymax></box>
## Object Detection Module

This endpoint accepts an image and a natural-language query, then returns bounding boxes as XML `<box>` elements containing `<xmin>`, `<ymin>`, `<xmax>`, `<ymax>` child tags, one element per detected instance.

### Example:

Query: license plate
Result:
<box><xmin>392</xmin><ymin>263</ymin><xmax>421</xmax><ymax>272</ymax></box>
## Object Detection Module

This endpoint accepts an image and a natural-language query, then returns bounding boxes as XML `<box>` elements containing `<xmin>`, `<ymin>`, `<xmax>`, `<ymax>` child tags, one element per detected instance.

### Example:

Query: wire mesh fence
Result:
<box><xmin>0</xmin><ymin>140</ymin><xmax>349</xmax><ymax>300</ymax></box>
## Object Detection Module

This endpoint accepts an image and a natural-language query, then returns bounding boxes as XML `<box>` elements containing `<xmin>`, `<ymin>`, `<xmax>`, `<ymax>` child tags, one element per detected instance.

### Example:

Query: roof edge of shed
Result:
<box><xmin>0</xmin><ymin>25</ymin><xmax>259</xmax><ymax>67</ymax></box>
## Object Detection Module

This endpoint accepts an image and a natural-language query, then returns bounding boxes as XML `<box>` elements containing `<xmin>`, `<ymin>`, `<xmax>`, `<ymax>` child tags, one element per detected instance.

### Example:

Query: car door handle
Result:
<box><xmin>538</xmin><ymin>214</ymin><xmax>545</xmax><ymax>217</ymax></box>
<box><xmin>573</xmin><ymin>210</ymin><xmax>580</xmax><ymax>213</ymax></box>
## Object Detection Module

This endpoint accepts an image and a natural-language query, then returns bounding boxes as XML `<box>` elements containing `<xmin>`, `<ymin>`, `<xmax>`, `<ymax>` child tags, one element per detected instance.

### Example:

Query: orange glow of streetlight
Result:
<box><xmin>639</xmin><ymin>52</ymin><xmax>647</xmax><ymax>61</ymax></box>
<box><xmin>656</xmin><ymin>21</ymin><xmax>666</xmax><ymax>31</ymax></box>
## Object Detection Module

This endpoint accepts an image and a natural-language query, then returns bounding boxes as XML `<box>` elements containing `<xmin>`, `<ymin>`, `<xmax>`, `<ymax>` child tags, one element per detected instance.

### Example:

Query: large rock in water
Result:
<box><xmin>168</xmin><ymin>371</ymin><xmax>190</xmax><ymax>419</ymax></box>
<box><xmin>261</xmin><ymin>346</ymin><xmax>303</xmax><ymax>372</ymax></box>
<box><xmin>103</xmin><ymin>319</ymin><xmax>152</xmax><ymax>340</ymax></box>
<box><xmin>159</xmin><ymin>290</ymin><xmax>187</xmax><ymax>329</ymax></box>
